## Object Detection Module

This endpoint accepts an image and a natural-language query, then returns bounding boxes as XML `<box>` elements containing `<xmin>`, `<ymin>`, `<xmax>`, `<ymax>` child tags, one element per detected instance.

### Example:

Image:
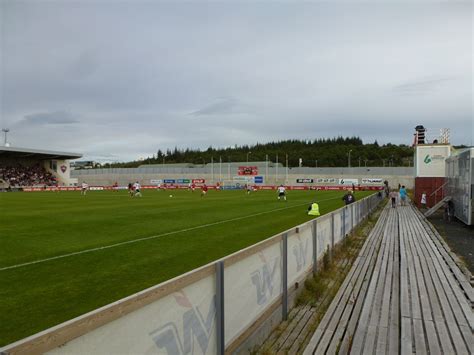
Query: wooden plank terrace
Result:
<box><xmin>303</xmin><ymin>203</ymin><xmax>474</xmax><ymax>354</ymax></box>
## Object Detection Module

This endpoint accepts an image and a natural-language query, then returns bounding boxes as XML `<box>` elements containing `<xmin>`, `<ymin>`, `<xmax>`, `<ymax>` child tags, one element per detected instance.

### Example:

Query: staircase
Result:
<box><xmin>424</xmin><ymin>196</ymin><xmax>452</xmax><ymax>217</ymax></box>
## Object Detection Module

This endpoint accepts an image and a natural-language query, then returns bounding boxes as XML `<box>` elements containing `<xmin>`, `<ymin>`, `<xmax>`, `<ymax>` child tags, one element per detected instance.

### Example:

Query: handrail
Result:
<box><xmin>429</xmin><ymin>181</ymin><xmax>448</xmax><ymax>206</ymax></box>
<box><xmin>429</xmin><ymin>181</ymin><xmax>448</xmax><ymax>197</ymax></box>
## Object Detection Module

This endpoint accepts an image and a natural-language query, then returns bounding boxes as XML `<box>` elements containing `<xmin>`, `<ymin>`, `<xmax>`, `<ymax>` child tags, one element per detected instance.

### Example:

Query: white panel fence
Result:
<box><xmin>1</xmin><ymin>194</ymin><xmax>383</xmax><ymax>355</ymax></box>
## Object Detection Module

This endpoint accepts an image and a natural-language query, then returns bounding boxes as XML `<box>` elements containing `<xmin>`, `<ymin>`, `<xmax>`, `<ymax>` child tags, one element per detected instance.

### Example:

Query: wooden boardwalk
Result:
<box><xmin>303</xmin><ymin>203</ymin><xmax>474</xmax><ymax>354</ymax></box>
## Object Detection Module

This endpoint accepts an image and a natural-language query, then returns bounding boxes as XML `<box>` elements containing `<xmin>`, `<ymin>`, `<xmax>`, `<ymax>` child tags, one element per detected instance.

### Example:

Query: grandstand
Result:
<box><xmin>0</xmin><ymin>146</ymin><xmax>82</xmax><ymax>189</ymax></box>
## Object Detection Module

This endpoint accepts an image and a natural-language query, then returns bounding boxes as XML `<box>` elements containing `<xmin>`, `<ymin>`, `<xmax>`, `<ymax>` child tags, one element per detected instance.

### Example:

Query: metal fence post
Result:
<box><xmin>331</xmin><ymin>212</ymin><xmax>335</xmax><ymax>250</ymax></box>
<box><xmin>356</xmin><ymin>202</ymin><xmax>359</xmax><ymax>224</ymax></box>
<box><xmin>351</xmin><ymin>203</ymin><xmax>355</xmax><ymax>231</ymax></box>
<box><xmin>358</xmin><ymin>202</ymin><xmax>361</xmax><ymax>223</ymax></box>
<box><xmin>216</xmin><ymin>261</ymin><xmax>225</xmax><ymax>355</ymax></box>
<box><xmin>342</xmin><ymin>207</ymin><xmax>346</xmax><ymax>238</ymax></box>
<box><xmin>282</xmin><ymin>233</ymin><xmax>288</xmax><ymax>321</ymax></box>
<box><xmin>312</xmin><ymin>220</ymin><xmax>318</xmax><ymax>274</ymax></box>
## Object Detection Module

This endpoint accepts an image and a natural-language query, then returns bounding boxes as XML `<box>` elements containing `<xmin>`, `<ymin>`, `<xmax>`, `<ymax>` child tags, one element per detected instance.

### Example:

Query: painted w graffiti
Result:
<box><xmin>150</xmin><ymin>291</ymin><xmax>216</xmax><ymax>354</ymax></box>
<box><xmin>251</xmin><ymin>252</ymin><xmax>280</xmax><ymax>305</ymax></box>
<box><xmin>293</xmin><ymin>236</ymin><xmax>309</xmax><ymax>272</ymax></box>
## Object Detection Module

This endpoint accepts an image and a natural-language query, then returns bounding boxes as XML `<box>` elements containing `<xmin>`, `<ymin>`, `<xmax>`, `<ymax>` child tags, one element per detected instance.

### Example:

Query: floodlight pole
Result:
<box><xmin>2</xmin><ymin>128</ymin><xmax>9</xmax><ymax>146</ymax></box>
<box><xmin>265</xmin><ymin>154</ymin><xmax>268</xmax><ymax>182</ymax></box>
<box><xmin>219</xmin><ymin>156</ymin><xmax>222</xmax><ymax>184</ymax></box>
<box><xmin>211</xmin><ymin>156</ymin><xmax>214</xmax><ymax>183</ymax></box>
<box><xmin>276</xmin><ymin>154</ymin><xmax>279</xmax><ymax>184</ymax></box>
<box><xmin>285</xmin><ymin>154</ymin><xmax>289</xmax><ymax>184</ymax></box>
<box><xmin>348</xmin><ymin>150</ymin><xmax>352</xmax><ymax>168</ymax></box>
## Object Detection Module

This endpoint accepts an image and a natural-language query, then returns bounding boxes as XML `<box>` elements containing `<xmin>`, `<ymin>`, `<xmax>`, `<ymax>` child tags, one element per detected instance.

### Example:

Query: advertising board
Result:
<box><xmin>316</xmin><ymin>178</ymin><xmax>336</xmax><ymax>183</ymax></box>
<box><xmin>237</xmin><ymin>166</ymin><xmax>258</xmax><ymax>176</ymax></box>
<box><xmin>361</xmin><ymin>178</ymin><xmax>383</xmax><ymax>184</ymax></box>
<box><xmin>296</xmin><ymin>178</ymin><xmax>314</xmax><ymax>183</ymax></box>
<box><xmin>89</xmin><ymin>186</ymin><xmax>104</xmax><ymax>191</ymax></box>
<box><xmin>415</xmin><ymin>145</ymin><xmax>451</xmax><ymax>177</ymax></box>
<box><xmin>233</xmin><ymin>176</ymin><xmax>253</xmax><ymax>182</ymax></box>
<box><xmin>177</xmin><ymin>179</ymin><xmax>191</xmax><ymax>184</ymax></box>
<box><xmin>338</xmin><ymin>179</ymin><xmax>358</xmax><ymax>186</ymax></box>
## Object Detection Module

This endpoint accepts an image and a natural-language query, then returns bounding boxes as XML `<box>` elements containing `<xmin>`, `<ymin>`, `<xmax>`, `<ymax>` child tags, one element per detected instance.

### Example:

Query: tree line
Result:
<box><xmin>103</xmin><ymin>137</ymin><xmax>414</xmax><ymax>168</ymax></box>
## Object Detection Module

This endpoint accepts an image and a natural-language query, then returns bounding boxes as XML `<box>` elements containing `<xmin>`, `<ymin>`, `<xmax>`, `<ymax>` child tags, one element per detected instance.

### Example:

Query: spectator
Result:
<box><xmin>307</xmin><ymin>201</ymin><xmax>320</xmax><ymax>216</ymax></box>
<box><xmin>420</xmin><ymin>192</ymin><xmax>427</xmax><ymax>209</ymax></box>
<box><xmin>399</xmin><ymin>185</ymin><xmax>407</xmax><ymax>206</ymax></box>
<box><xmin>444</xmin><ymin>200</ymin><xmax>455</xmax><ymax>222</ymax></box>
<box><xmin>0</xmin><ymin>164</ymin><xmax>56</xmax><ymax>187</ymax></box>
<box><xmin>342</xmin><ymin>190</ymin><xmax>355</xmax><ymax>205</ymax></box>
<box><xmin>389</xmin><ymin>190</ymin><xmax>398</xmax><ymax>208</ymax></box>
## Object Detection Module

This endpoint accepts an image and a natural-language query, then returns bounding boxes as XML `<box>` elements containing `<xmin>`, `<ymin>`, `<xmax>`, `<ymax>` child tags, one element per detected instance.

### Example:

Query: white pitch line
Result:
<box><xmin>1</xmin><ymin>196</ymin><xmax>340</xmax><ymax>271</ymax></box>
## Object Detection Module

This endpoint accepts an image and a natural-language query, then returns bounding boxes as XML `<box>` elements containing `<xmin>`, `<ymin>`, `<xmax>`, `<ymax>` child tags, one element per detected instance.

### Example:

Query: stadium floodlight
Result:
<box><xmin>348</xmin><ymin>149</ymin><xmax>352</xmax><ymax>168</ymax></box>
<box><xmin>2</xmin><ymin>128</ymin><xmax>9</xmax><ymax>146</ymax></box>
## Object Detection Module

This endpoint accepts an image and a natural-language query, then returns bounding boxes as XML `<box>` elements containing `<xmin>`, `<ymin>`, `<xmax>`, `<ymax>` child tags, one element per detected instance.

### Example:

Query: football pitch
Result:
<box><xmin>0</xmin><ymin>188</ymin><xmax>374</xmax><ymax>346</ymax></box>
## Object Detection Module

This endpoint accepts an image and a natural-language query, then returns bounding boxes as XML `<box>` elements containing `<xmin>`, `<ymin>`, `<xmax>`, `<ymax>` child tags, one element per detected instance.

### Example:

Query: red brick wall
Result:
<box><xmin>414</xmin><ymin>177</ymin><xmax>445</xmax><ymax>208</ymax></box>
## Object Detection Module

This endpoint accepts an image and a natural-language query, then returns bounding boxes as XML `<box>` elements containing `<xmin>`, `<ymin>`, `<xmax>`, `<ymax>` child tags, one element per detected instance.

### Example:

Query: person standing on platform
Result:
<box><xmin>390</xmin><ymin>190</ymin><xmax>398</xmax><ymax>208</ymax></box>
<box><xmin>420</xmin><ymin>192</ymin><xmax>427</xmax><ymax>209</ymax></box>
<box><xmin>399</xmin><ymin>185</ymin><xmax>407</xmax><ymax>206</ymax></box>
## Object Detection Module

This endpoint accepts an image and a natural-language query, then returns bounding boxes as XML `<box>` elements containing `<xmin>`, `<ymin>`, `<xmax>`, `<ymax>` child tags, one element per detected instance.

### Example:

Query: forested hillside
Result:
<box><xmin>106</xmin><ymin>137</ymin><xmax>414</xmax><ymax>168</ymax></box>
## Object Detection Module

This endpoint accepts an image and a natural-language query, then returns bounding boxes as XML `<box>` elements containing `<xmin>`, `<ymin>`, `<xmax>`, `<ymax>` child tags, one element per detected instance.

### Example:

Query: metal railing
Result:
<box><xmin>429</xmin><ymin>181</ymin><xmax>448</xmax><ymax>206</ymax></box>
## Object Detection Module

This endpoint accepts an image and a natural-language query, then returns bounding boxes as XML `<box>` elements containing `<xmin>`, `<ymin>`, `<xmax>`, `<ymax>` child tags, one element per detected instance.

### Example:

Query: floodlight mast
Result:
<box><xmin>2</xmin><ymin>128</ymin><xmax>9</xmax><ymax>146</ymax></box>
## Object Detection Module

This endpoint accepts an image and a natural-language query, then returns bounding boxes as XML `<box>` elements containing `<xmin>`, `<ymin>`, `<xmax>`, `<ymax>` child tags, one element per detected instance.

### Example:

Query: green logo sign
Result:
<box><xmin>424</xmin><ymin>155</ymin><xmax>432</xmax><ymax>164</ymax></box>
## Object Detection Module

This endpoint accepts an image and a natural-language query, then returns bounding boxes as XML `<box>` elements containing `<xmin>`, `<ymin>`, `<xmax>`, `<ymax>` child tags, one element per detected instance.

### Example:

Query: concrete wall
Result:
<box><xmin>44</xmin><ymin>160</ymin><xmax>78</xmax><ymax>186</ymax></box>
<box><xmin>72</xmin><ymin>167</ymin><xmax>414</xmax><ymax>189</ymax></box>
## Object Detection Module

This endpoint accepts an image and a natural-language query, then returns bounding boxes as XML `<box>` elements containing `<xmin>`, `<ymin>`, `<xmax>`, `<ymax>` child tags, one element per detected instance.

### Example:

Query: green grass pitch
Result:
<box><xmin>0</xmin><ymin>188</ymin><xmax>374</xmax><ymax>346</ymax></box>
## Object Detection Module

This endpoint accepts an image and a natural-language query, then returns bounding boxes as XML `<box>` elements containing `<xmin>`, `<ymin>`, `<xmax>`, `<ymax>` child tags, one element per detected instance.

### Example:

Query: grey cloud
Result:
<box><xmin>191</xmin><ymin>97</ymin><xmax>252</xmax><ymax>116</ymax></box>
<box><xmin>70</xmin><ymin>49</ymin><xmax>100</xmax><ymax>79</ymax></box>
<box><xmin>1</xmin><ymin>1</ymin><xmax>472</xmax><ymax>161</ymax></box>
<box><xmin>22</xmin><ymin>111</ymin><xmax>79</xmax><ymax>125</ymax></box>
<box><xmin>392</xmin><ymin>77</ymin><xmax>455</xmax><ymax>96</ymax></box>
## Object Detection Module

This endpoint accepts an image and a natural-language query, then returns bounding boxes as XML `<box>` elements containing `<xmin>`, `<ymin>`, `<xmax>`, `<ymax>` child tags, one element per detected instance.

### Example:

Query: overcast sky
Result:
<box><xmin>1</xmin><ymin>0</ymin><xmax>472</xmax><ymax>162</ymax></box>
